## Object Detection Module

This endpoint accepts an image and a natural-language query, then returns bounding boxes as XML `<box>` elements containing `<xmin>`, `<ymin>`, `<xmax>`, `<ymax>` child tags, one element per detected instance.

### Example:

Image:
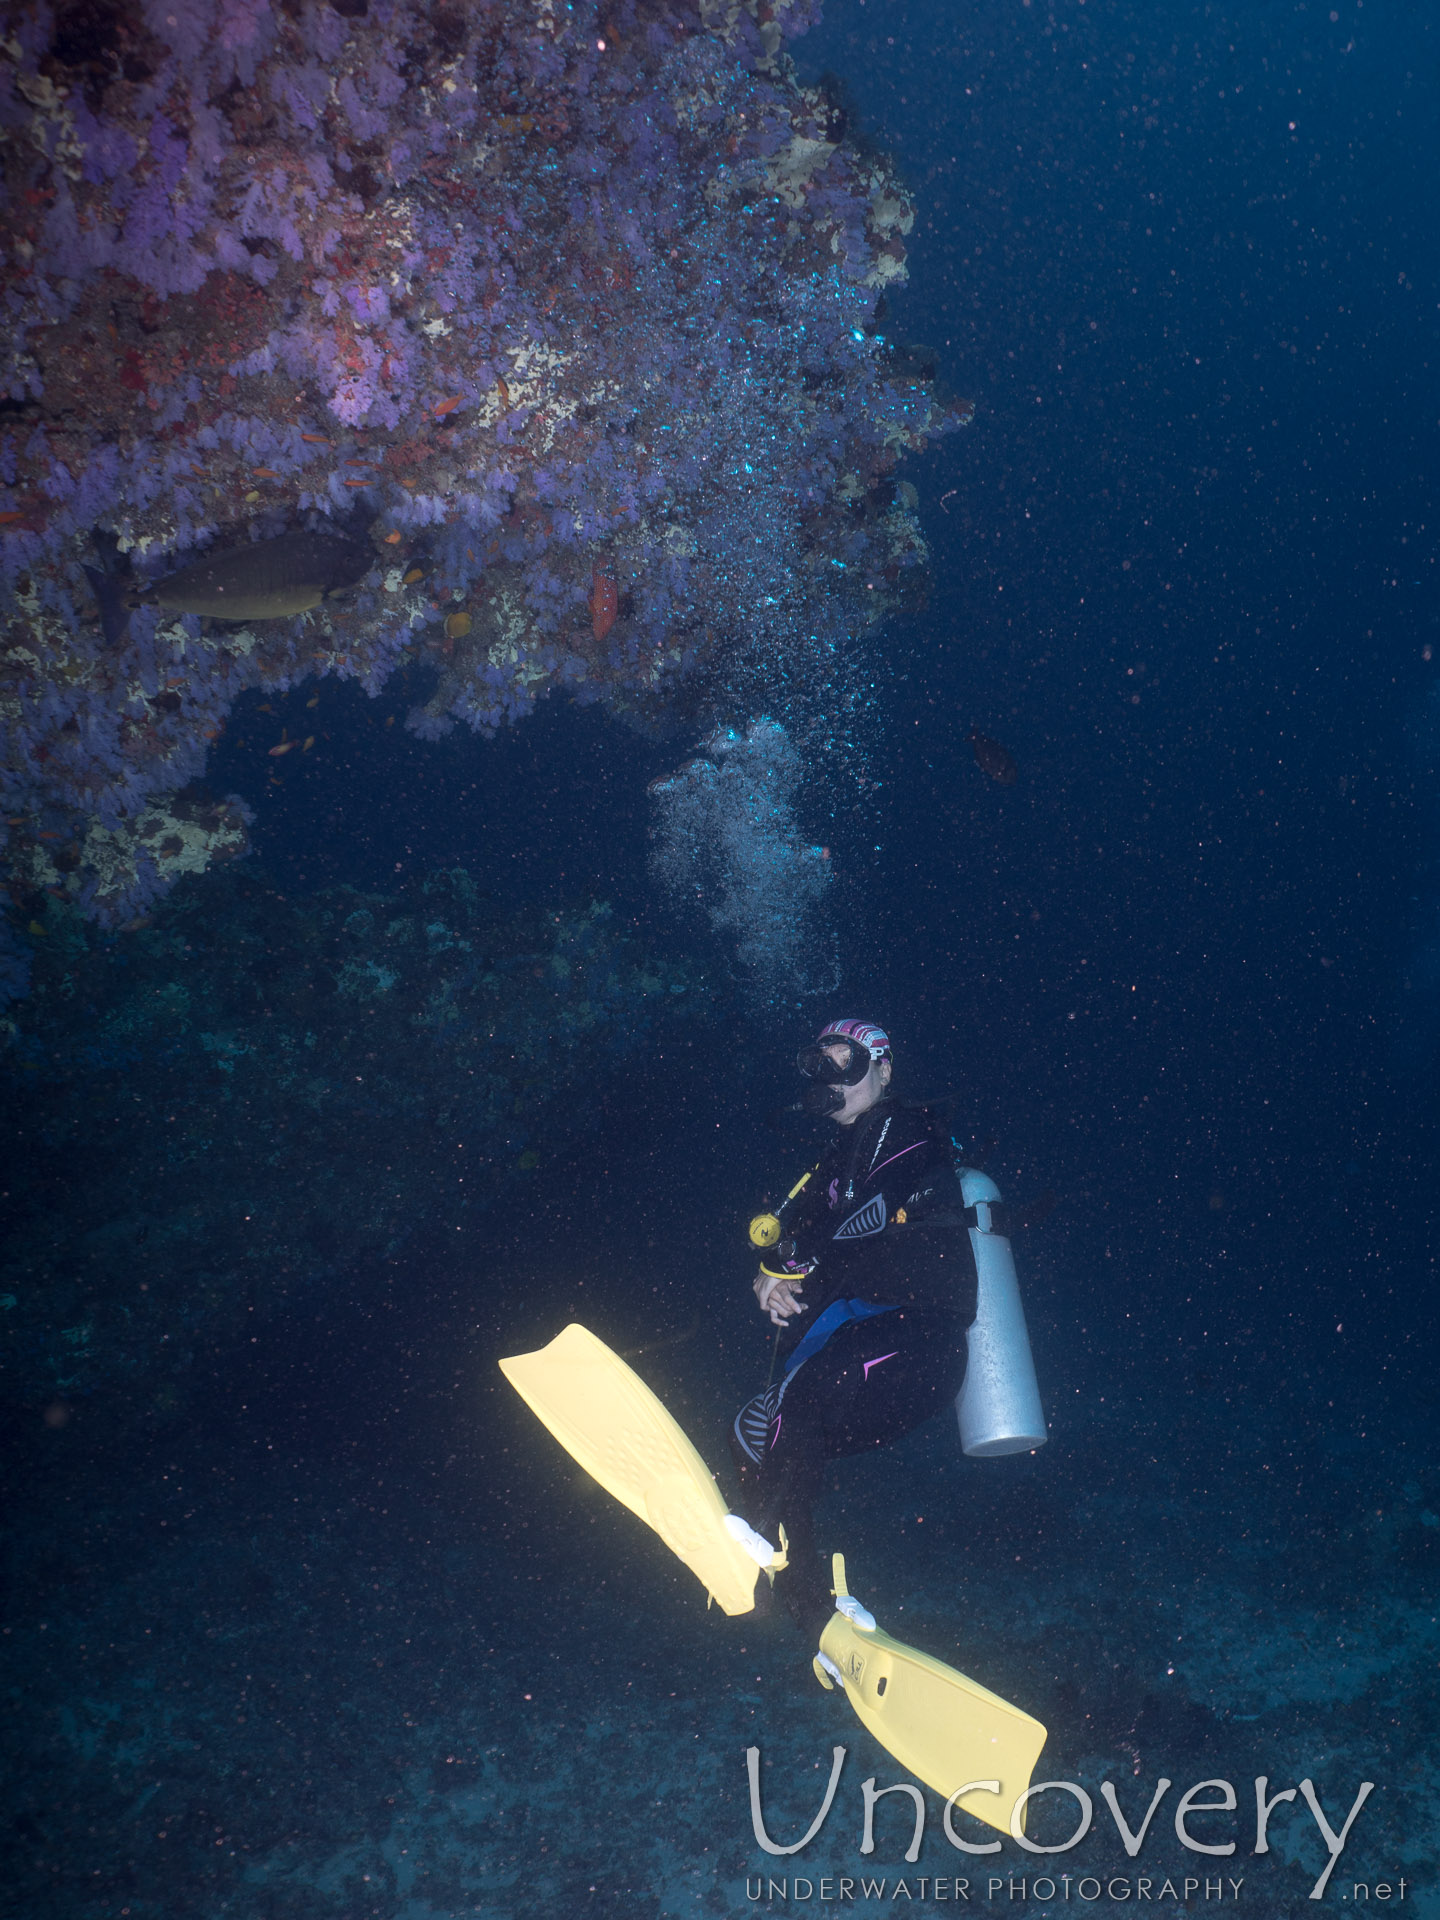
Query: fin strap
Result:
<box><xmin>835</xmin><ymin>1593</ymin><xmax>876</xmax><ymax>1633</ymax></box>
<box><xmin>723</xmin><ymin>1513</ymin><xmax>788</xmax><ymax>1572</ymax></box>
<box><xmin>813</xmin><ymin>1650</ymin><xmax>843</xmax><ymax>1691</ymax></box>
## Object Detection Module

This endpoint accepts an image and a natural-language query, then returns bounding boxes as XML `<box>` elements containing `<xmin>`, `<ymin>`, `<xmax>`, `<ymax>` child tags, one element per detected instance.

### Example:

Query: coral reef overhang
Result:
<box><xmin>0</xmin><ymin>0</ymin><xmax>967</xmax><ymax>925</ymax></box>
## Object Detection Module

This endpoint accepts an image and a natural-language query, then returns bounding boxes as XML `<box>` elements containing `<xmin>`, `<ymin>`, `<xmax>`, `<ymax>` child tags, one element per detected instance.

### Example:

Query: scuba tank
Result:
<box><xmin>953</xmin><ymin>1166</ymin><xmax>1048</xmax><ymax>1457</ymax></box>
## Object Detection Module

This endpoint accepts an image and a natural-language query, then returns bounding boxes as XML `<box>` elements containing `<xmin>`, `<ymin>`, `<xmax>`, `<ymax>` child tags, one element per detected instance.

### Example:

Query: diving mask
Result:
<box><xmin>795</xmin><ymin>1021</ymin><xmax>892</xmax><ymax>1115</ymax></box>
<box><xmin>796</xmin><ymin>1036</ymin><xmax>880</xmax><ymax>1087</ymax></box>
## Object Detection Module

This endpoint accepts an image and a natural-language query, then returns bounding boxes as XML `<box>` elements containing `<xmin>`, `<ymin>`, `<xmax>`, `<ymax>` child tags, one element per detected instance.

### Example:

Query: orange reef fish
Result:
<box><xmin>968</xmin><ymin>726</ymin><xmax>1018</xmax><ymax>785</ymax></box>
<box><xmin>589</xmin><ymin>570</ymin><xmax>618</xmax><ymax>642</ymax></box>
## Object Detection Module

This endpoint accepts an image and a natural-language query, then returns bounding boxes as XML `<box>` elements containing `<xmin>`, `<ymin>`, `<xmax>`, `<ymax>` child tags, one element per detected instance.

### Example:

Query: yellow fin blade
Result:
<box><xmin>499</xmin><ymin>1323</ymin><xmax>760</xmax><ymax>1616</ymax></box>
<box><xmin>817</xmin><ymin>1567</ymin><xmax>1046</xmax><ymax>1834</ymax></box>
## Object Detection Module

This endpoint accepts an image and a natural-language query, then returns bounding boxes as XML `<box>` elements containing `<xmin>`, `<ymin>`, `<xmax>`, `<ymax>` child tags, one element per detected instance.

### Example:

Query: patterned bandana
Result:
<box><xmin>816</xmin><ymin>1018</ymin><xmax>893</xmax><ymax>1063</ymax></box>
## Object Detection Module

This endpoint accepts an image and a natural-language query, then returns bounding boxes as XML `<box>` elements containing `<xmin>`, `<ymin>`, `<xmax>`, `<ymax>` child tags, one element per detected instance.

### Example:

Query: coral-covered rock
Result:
<box><xmin>1</xmin><ymin>0</ymin><xmax>966</xmax><ymax>921</ymax></box>
<box><xmin>7</xmin><ymin>784</ymin><xmax>252</xmax><ymax>922</ymax></box>
<box><xmin>0</xmin><ymin>862</ymin><xmax>702</xmax><ymax>1416</ymax></box>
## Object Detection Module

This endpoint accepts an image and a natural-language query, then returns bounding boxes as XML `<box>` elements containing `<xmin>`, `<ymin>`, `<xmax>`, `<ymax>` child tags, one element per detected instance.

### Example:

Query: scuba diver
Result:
<box><xmin>498</xmin><ymin>1019</ymin><xmax>1049</xmax><ymax>1825</ymax></box>
<box><xmin>729</xmin><ymin>1020</ymin><xmax>976</xmax><ymax>1638</ymax></box>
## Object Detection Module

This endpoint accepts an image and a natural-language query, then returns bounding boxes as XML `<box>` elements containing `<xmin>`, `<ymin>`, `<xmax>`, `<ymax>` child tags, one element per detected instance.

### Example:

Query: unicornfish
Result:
<box><xmin>137</xmin><ymin>529</ymin><xmax>375</xmax><ymax>621</ymax></box>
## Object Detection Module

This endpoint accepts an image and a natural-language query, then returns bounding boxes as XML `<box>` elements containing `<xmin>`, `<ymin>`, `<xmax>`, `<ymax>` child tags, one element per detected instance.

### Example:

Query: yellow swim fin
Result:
<box><xmin>813</xmin><ymin>1554</ymin><xmax>1047</xmax><ymax>1835</ymax></box>
<box><xmin>498</xmin><ymin>1322</ymin><xmax>766</xmax><ymax>1617</ymax></box>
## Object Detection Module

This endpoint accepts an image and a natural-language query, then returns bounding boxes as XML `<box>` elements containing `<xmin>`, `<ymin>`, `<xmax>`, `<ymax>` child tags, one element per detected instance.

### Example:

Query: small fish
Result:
<box><xmin>435</xmin><ymin>396</ymin><xmax>463</xmax><ymax>417</ymax></box>
<box><xmin>590</xmin><ymin>569</ymin><xmax>619</xmax><ymax>642</ymax></box>
<box><xmin>968</xmin><ymin>726</ymin><xmax>1018</xmax><ymax>785</ymax></box>
<box><xmin>139</xmin><ymin>529</ymin><xmax>374</xmax><ymax>621</ymax></box>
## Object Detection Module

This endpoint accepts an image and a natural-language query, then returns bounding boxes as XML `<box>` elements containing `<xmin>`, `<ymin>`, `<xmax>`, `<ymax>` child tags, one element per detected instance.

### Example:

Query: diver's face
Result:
<box><xmin>827</xmin><ymin>1046</ymin><xmax>892</xmax><ymax>1126</ymax></box>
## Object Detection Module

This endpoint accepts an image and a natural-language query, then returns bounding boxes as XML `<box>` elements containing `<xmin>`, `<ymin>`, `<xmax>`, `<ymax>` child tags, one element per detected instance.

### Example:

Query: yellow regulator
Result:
<box><xmin>746</xmin><ymin>1165</ymin><xmax>817</xmax><ymax>1251</ymax></box>
<box><xmin>748</xmin><ymin>1211</ymin><xmax>783</xmax><ymax>1249</ymax></box>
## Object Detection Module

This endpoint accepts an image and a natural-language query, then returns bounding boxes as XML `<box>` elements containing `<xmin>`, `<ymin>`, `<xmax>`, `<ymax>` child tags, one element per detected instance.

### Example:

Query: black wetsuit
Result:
<box><xmin>731</xmin><ymin>1100</ymin><xmax>977</xmax><ymax>1634</ymax></box>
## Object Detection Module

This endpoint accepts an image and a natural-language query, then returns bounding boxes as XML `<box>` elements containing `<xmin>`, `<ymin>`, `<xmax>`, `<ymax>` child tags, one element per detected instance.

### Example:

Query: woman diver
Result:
<box><xmin>730</xmin><ymin>1020</ymin><xmax>977</xmax><ymax>1637</ymax></box>
<box><xmin>499</xmin><ymin>1019</ymin><xmax>1048</xmax><ymax>1815</ymax></box>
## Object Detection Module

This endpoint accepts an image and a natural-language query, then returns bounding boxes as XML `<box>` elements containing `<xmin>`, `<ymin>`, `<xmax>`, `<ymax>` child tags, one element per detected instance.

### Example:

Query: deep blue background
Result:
<box><xmin>788</xmin><ymin>0</ymin><xmax>1440</xmax><ymax>1433</ymax></box>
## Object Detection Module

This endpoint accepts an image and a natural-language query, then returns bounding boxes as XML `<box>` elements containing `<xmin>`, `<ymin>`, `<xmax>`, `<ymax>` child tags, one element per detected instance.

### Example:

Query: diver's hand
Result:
<box><xmin>754</xmin><ymin>1270</ymin><xmax>807</xmax><ymax>1326</ymax></box>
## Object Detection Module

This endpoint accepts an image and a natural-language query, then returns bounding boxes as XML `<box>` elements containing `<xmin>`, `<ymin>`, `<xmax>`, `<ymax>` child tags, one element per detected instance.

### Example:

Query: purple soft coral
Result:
<box><xmin>0</xmin><ymin>0</ymin><xmax>966</xmax><ymax>926</ymax></box>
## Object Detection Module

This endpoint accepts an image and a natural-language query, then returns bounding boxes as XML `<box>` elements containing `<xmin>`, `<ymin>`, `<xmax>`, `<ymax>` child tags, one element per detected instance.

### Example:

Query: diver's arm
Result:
<box><xmin>859</xmin><ymin>1118</ymin><xmax>954</xmax><ymax>1223</ymax></box>
<box><xmin>781</xmin><ymin>1153</ymin><xmax>838</xmax><ymax>1272</ymax></box>
<box><xmin>751</xmin><ymin>1143</ymin><xmax>833</xmax><ymax>1319</ymax></box>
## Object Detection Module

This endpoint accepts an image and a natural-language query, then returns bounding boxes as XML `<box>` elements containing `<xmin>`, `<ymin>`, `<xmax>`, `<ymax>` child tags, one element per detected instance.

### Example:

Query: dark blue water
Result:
<box><xmin>5</xmin><ymin>1</ymin><xmax>1437</xmax><ymax>1915</ymax></box>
